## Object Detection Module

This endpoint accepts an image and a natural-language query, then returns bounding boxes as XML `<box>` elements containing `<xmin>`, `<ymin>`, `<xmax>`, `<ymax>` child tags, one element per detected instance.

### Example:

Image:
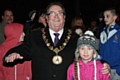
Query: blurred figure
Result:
<box><xmin>0</xmin><ymin>9</ymin><xmax>14</xmax><ymax>44</ymax></box>
<box><xmin>97</xmin><ymin>12</ymin><xmax>106</xmax><ymax>39</ymax></box>
<box><xmin>89</xmin><ymin>20</ymin><xmax>98</xmax><ymax>31</ymax></box>
<box><xmin>26</xmin><ymin>10</ymin><xmax>37</xmax><ymax>23</ymax></box>
<box><xmin>88</xmin><ymin>20</ymin><xmax>99</xmax><ymax>38</ymax></box>
<box><xmin>116</xmin><ymin>13</ymin><xmax>120</xmax><ymax>26</ymax></box>
<box><xmin>71</xmin><ymin>16</ymin><xmax>86</xmax><ymax>32</ymax></box>
<box><xmin>98</xmin><ymin>12</ymin><xmax>104</xmax><ymax>22</ymax></box>
<box><xmin>0</xmin><ymin>23</ymin><xmax>32</xmax><ymax>80</ymax></box>
<box><xmin>74</xmin><ymin>26</ymin><xmax>83</xmax><ymax>36</ymax></box>
<box><xmin>24</xmin><ymin>10</ymin><xmax>37</xmax><ymax>31</ymax></box>
<box><xmin>24</xmin><ymin>9</ymin><xmax>47</xmax><ymax>33</ymax></box>
<box><xmin>29</xmin><ymin>10</ymin><xmax>37</xmax><ymax>21</ymax></box>
<box><xmin>30</xmin><ymin>9</ymin><xmax>47</xmax><ymax>32</ymax></box>
<box><xmin>36</xmin><ymin>9</ymin><xmax>47</xmax><ymax>27</ymax></box>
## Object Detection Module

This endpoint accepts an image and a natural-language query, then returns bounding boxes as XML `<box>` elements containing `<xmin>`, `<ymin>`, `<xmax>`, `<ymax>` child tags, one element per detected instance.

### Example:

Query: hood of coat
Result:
<box><xmin>1</xmin><ymin>23</ymin><xmax>23</xmax><ymax>54</ymax></box>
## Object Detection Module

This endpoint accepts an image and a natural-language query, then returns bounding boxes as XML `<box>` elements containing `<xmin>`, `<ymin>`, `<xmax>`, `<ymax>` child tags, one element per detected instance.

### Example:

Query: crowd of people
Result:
<box><xmin>0</xmin><ymin>1</ymin><xmax>120</xmax><ymax>80</ymax></box>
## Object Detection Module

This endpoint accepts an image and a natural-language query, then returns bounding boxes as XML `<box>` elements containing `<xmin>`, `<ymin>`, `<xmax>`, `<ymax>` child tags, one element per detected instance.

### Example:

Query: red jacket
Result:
<box><xmin>0</xmin><ymin>23</ymin><xmax>32</xmax><ymax>80</ymax></box>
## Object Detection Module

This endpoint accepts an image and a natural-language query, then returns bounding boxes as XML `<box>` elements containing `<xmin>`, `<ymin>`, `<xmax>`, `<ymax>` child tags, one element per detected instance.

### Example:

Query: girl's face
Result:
<box><xmin>78</xmin><ymin>45</ymin><xmax>94</xmax><ymax>62</ymax></box>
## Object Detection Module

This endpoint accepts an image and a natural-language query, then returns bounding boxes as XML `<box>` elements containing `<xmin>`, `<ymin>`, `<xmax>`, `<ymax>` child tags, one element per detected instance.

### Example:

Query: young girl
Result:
<box><xmin>0</xmin><ymin>23</ymin><xmax>32</xmax><ymax>80</ymax></box>
<box><xmin>67</xmin><ymin>31</ymin><xmax>111</xmax><ymax>80</ymax></box>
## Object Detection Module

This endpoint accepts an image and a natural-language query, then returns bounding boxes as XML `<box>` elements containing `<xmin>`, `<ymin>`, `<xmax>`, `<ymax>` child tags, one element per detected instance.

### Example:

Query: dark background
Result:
<box><xmin>0</xmin><ymin>0</ymin><xmax>120</xmax><ymax>26</ymax></box>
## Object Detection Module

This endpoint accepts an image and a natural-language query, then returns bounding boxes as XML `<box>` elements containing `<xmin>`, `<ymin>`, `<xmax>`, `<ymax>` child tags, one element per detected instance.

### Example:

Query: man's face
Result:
<box><xmin>104</xmin><ymin>11</ymin><xmax>116</xmax><ymax>26</ymax></box>
<box><xmin>46</xmin><ymin>5</ymin><xmax>66</xmax><ymax>32</ymax></box>
<box><xmin>2</xmin><ymin>10</ymin><xmax>14</xmax><ymax>24</ymax></box>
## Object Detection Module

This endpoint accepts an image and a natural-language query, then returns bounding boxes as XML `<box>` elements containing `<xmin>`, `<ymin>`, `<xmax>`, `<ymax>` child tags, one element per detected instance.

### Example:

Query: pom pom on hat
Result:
<box><xmin>84</xmin><ymin>30</ymin><xmax>94</xmax><ymax>36</ymax></box>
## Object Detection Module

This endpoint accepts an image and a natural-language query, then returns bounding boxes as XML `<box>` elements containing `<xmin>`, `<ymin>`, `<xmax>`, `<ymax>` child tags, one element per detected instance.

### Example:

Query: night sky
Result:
<box><xmin>0</xmin><ymin>0</ymin><xmax>120</xmax><ymax>26</ymax></box>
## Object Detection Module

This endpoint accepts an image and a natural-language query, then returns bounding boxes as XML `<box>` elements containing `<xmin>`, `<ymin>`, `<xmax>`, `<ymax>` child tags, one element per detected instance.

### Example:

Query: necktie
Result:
<box><xmin>54</xmin><ymin>33</ymin><xmax>59</xmax><ymax>46</ymax></box>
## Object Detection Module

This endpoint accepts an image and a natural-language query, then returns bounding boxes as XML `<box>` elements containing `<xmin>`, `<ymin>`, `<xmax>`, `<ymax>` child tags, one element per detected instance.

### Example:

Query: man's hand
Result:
<box><xmin>102</xmin><ymin>63</ymin><xmax>110</xmax><ymax>76</ymax></box>
<box><xmin>5</xmin><ymin>53</ymin><xmax>23</xmax><ymax>63</ymax></box>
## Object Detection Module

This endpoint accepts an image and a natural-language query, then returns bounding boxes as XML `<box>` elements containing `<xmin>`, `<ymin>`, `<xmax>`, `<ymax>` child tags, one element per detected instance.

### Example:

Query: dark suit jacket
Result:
<box><xmin>4</xmin><ymin>26</ymin><xmax>79</xmax><ymax>80</ymax></box>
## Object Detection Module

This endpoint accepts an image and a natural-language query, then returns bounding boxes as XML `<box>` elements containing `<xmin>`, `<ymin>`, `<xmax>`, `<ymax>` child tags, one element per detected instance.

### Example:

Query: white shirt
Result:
<box><xmin>49</xmin><ymin>28</ymin><xmax>63</xmax><ymax>43</ymax></box>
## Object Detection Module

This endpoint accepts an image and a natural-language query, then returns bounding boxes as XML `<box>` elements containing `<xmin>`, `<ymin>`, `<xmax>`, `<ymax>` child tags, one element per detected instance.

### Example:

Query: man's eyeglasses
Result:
<box><xmin>47</xmin><ymin>11</ymin><xmax>64</xmax><ymax>16</ymax></box>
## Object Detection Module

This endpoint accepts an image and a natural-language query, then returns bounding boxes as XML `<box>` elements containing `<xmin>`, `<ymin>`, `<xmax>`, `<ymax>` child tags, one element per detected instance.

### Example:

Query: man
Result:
<box><xmin>3</xmin><ymin>2</ymin><xmax>109</xmax><ymax>80</ymax></box>
<box><xmin>0</xmin><ymin>9</ymin><xmax>14</xmax><ymax>44</ymax></box>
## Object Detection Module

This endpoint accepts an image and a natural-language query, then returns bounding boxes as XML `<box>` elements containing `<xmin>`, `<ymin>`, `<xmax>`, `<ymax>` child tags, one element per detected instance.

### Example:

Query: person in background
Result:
<box><xmin>71</xmin><ymin>16</ymin><xmax>86</xmax><ymax>33</ymax></box>
<box><xmin>100</xmin><ymin>8</ymin><xmax>120</xmax><ymax>80</ymax></box>
<box><xmin>29</xmin><ymin>10</ymin><xmax>37</xmax><ymax>21</ymax></box>
<box><xmin>97</xmin><ymin>12</ymin><xmax>106</xmax><ymax>39</ymax></box>
<box><xmin>0</xmin><ymin>9</ymin><xmax>14</xmax><ymax>44</ymax></box>
<box><xmin>74</xmin><ymin>26</ymin><xmax>83</xmax><ymax>36</ymax></box>
<box><xmin>24</xmin><ymin>9</ymin><xmax>47</xmax><ymax>42</ymax></box>
<box><xmin>0</xmin><ymin>23</ymin><xmax>32</xmax><ymax>80</ymax></box>
<box><xmin>24</xmin><ymin>10</ymin><xmax>37</xmax><ymax>32</ymax></box>
<box><xmin>116</xmin><ymin>13</ymin><xmax>120</xmax><ymax>26</ymax></box>
<box><xmin>29</xmin><ymin>9</ymin><xmax>47</xmax><ymax>32</ymax></box>
<box><xmin>88</xmin><ymin>19</ymin><xmax>100</xmax><ymax>39</ymax></box>
<box><xmin>3</xmin><ymin>2</ymin><xmax>110</xmax><ymax>80</ymax></box>
<box><xmin>67</xmin><ymin>31</ymin><xmax>111</xmax><ymax>80</ymax></box>
<box><xmin>24</xmin><ymin>9</ymin><xmax>47</xmax><ymax>37</ymax></box>
<box><xmin>37</xmin><ymin>9</ymin><xmax>47</xmax><ymax>27</ymax></box>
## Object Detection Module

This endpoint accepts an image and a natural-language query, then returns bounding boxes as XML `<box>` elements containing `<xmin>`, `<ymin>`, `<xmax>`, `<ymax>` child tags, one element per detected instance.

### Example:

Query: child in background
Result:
<box><xmin>0</xmin><ymin>23</ymin><xmax>32</xmax><ymax>80</ymax></box>
<box><xmin>100</xmin><ymin>8</ymin><xmax>120</xmax><ymax>80</ymax></box>
<box><xmin>74</xmin><ymin>26</ymin><xmax>83</xmax><ymax>36</ymax></box>
<box><xmin>67</xmin><ymin>31</ymin><xmax>111</xmax><ymax>80</ymax></box>
<box><xmin>71</xmin><ymin>16</ymin><xmax>86</xmax><ymax>33</ymax></box>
